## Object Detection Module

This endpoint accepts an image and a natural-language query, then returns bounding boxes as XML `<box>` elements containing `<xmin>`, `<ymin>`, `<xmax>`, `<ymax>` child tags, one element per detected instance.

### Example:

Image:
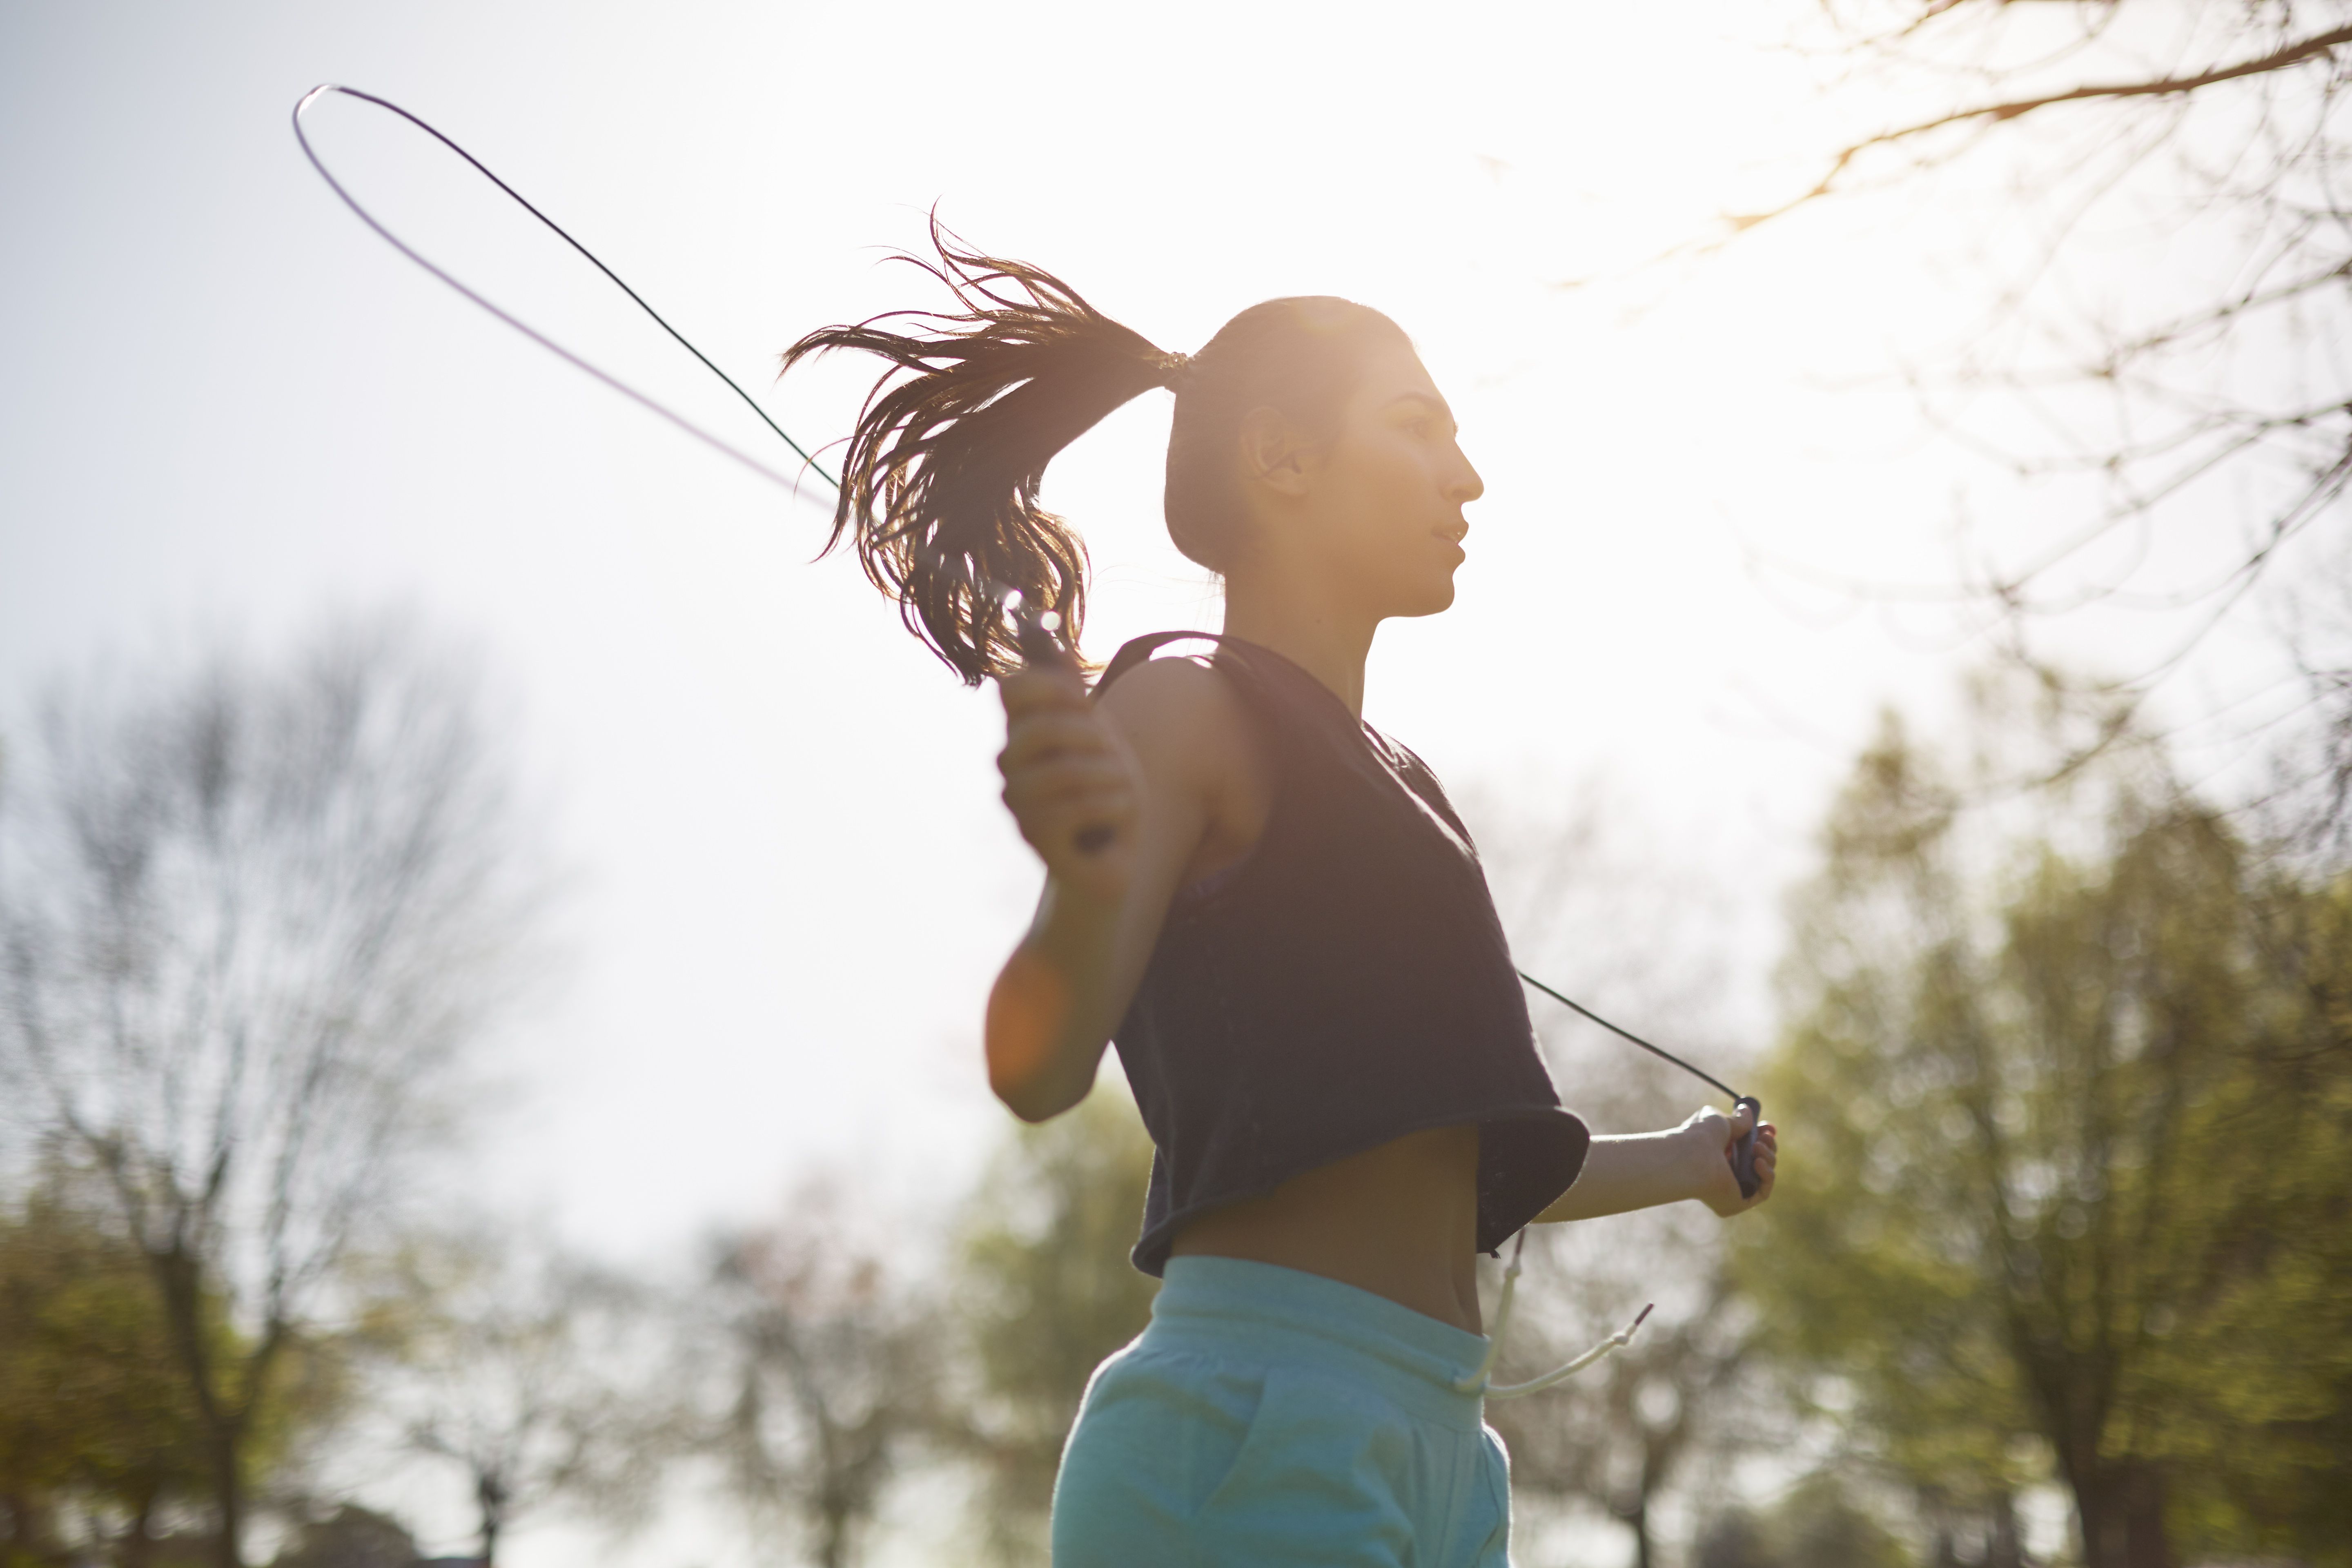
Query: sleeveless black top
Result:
<box><xmin>1098</xmin><ymin>633</ymin><xmax>1590</xmax><ymax>1277</ymax></box>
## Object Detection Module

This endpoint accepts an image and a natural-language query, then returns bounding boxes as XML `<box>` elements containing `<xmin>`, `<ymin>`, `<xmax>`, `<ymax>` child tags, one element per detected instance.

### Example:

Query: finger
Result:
<box><xmin>1013</xmin><ymin>795</ymin><xmax>1137</xmax><ymax>842</ymax></box>
<box><xmin>1059</xmin><ymin>776</ymin><xmax>1139</xmax><ymax>812</ymax></box>
<box><xmin>1007</xmin><ymin>782</ymin><xmax>1137</xmax><ymax>832</ymax></box>
<box><xmin>1000</xmin><ymin>714</ymin><xmax>1116</xmax><ymax>771</ymax></box>
<box><xmin>998</xmin><ymin>668</ymin><xmax>1091</xmax><ymax>718</ymax></box>
<box><xmin>1004</xmin><ymin>749</ymin><xmax>1133</xmax><ymax>791</ymax></box>
<box><xmin>1004</xmin><ymin>770</ymin><xmax>1135</xmax><ymax>820</ymax></box>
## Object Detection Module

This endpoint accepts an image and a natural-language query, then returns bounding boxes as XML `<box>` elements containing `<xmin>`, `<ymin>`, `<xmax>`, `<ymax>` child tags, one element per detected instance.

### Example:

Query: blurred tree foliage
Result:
<box><xmin>946</xmin><ymin>1088</ymin><xmax>1158</xmax><ymax>1565</ymax></box>
<box><xmin>1740</xmin><ymin>678</ymin><xmax>2352</xmax><ymax>1568</ymax></box>
<box><xmin>1467</xmin><ymin>775</ymin><xmax>1772</xmax><ymax>1568</ymax></box>
<box><xmin>352</xmin><ymin>1229</ymin><xmax>676</xmax><ymax>1568</ymax></box>
<box><xmin>1</xmin><ymin>1164</ymin><xmax>209</xmax><ymax>1565</ymax></box>
<box><xmin>702</xmin><ymin>1187</ymin><xmax>940</xmax><ymax>1568</ymax></box>
<box><xmin>262</xmin><ymin>1505</ymin><xmax>416</xmax><ymax>1568</ymax></box>
<box><xmin>1694</xmin><ymin>1472</ymin><xmax>1914</xmax><ymax>1568</ymax></box>
<box><xmin>0</xmin><ymin>1158</ymin><xmax>330</xmax><ymax>1568</ymax></box>
<box><xmin>1488</xmin><ymin>1243</ymin><xmax>1753</xmax><ymax>1568</ymax></box>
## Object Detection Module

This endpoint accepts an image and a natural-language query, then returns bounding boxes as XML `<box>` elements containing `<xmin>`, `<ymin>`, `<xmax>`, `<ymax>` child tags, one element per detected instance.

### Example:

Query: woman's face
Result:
<box><xmin>1298</xmin><ymin>341</ymin><xmax>1486</xmax><ymax>619</ymax></box>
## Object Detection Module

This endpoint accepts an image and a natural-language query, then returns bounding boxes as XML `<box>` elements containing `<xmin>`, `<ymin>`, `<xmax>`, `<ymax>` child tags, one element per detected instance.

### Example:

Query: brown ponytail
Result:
<box><xmin>787</xmin><ymin>224</ymin><xmax>1410</xmax><ymax>684</ymax></box>
<box><xmin>784</xmin><ymin>224</ymin><xmax>1178</xmax><ymax>683</ymax></box>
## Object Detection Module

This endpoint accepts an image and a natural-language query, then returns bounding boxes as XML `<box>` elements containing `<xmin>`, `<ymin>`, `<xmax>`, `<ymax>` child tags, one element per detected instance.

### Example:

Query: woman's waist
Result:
<box><xmin>1167</xmin><ymin>1125</ymin><xmax>1483</xmax><ymax>1332</ymax></box>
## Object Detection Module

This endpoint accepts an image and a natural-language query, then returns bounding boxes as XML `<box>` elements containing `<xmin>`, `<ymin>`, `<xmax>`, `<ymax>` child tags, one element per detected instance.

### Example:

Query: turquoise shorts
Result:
<box><xmin>1050</xmin><ymin>1256</ymin><xmax>1512</xmax><ymax>1566</ymax></box>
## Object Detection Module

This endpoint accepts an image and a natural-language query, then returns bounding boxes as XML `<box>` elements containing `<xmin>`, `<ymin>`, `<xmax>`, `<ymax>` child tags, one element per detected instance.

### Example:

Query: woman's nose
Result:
<box><xmin>1448</xmin><ymin>450</ymin><xmax>1486</xmax><ymax>505</ymax></box>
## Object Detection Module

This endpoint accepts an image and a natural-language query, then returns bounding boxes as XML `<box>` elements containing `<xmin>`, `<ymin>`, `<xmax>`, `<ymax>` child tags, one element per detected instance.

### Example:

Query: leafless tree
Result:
<box><xmin>358</xmin><ymin>1228</ymin><xmax>676</xmax><ymax>1566</ymax></box>
<box><xmin>697</xmin><ymin>1185</ymin><xmax>941</xmax><ymax>1568</ymax></box>
<box><xmin>1703</xmin><ymin>1</ymin><xmax>2352</xmax><ymax>812</ymax></box>
<box><xmin>1464</xmin><ymin>781</ymin><xmax>1783</xmax><ymax>1568</ymax></box>
<box><xmin>0</xmin><ymin>619</ymin><xmax>548</xmax><ymax>1568</ymax></box>
<box><xmin>1488</xmin><ymin>1207</ymin><xmax>1766</xmax><ymax>1568</ymax></box>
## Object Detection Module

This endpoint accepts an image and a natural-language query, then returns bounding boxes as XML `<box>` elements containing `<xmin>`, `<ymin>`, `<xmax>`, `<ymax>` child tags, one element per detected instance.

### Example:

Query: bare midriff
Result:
<box><xmin>1166</xmin><ymin>1123</ymin><xmax>1485</xmax><ymax>1333</ymax></box>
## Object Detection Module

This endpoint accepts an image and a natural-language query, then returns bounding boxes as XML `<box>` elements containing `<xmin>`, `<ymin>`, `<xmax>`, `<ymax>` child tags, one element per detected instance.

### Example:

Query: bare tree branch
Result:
<box><xmin>0</xmin><ymin>617</ymin><xmax>550</xmax><ymax>1568</ymax></box>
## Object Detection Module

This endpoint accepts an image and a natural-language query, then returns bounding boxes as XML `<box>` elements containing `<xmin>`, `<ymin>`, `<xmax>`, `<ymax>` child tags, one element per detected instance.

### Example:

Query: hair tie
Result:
<box><xmin>1154</xmin><ymin>350</ymin><xmax>1194</xmax><ymax>392</ymax></box>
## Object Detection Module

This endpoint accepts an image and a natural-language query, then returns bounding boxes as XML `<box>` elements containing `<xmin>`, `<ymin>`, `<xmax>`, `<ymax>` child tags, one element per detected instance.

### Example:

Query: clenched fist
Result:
<box><xmin>995</xmin><ymin>652</ymin><xmax>1140</xmax><ymax>909</ymax></box>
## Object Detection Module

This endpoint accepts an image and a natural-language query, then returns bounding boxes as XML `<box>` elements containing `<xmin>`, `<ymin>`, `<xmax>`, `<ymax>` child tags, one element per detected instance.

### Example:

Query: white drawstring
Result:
<box><xmin>1451</xmin><ymin>1231</ymin><xmax>1655</xmax><ymax>1400</ymax></box>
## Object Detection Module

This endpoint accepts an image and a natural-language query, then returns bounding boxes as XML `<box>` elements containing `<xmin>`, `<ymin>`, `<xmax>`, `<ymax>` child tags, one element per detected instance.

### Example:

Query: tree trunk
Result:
<box><xmin>145</xmin><ymin>1240</ymin><xmax>260</xmax><ymax>1568</ymax></box>
<box><xmin>2074</xmin><ymin>1459</ymin><xmax>2171</xmax><ymax>1568</ymax></box>
<box><xmin>1990</xmin><ymin>1492</ymin><xmax>2025</xmax><ymax>1568</ymax></box>
<box><xmin>1625</xmin><ymin>1495</ymin><xmax>1654</xmax><ymax>1568</ymax></box>
<box><xmin>207</xmin><ymin>1429</ymin><xmax>247</xmax><ymax>1568</ymax></box>
<box><xmin>817</xmin><ymin>1499</ymin><xmax>851</xmax><ymax>1568</ymax></box>
<box><xmin>3</xmin><ymin>1490</ymin><xmax>52</xmax><ymax>1559</ymax></box>
<box><xmin>122</xmin><ymin>1478</ymin><xmax>159</xmax><ymax>1568</ymax></box>
<box><xmin>477</xmin><ymin>1469</ymin><xmax>507</xmax><ymax>1568</ymax></box>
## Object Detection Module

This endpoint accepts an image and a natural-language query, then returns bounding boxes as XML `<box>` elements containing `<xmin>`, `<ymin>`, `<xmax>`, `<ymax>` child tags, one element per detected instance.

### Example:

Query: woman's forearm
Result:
<box><xmin>1537</xmin><ymin>1103</ymin><xmax>1776</xmax><ymax>1221</ymax></box>
<box><xmin>1535</xmin><ymin>1128</ymin><xmax>1709</xmax><ymax>1222</ymax></box>
<box><xmin>985</xmin><ymin>878</ymin><xmax>1126</xmax><ymax>1120</ymax></box>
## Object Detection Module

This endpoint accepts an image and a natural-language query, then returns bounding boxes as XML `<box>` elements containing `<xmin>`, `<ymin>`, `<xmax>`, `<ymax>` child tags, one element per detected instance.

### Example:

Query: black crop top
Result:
<box><xmin>1098</xmin><ymin>633</ymin><xmax>1591</xmax><ymax>1277</ymax></box>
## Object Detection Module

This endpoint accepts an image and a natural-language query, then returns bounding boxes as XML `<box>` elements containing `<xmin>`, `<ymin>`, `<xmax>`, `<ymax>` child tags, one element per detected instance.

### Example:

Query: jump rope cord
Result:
<box><xmin>1453</xmin><ymin>1231</ymin><xmax>1656</xmax><ymax>1398</ymax></box>
<box><xmin>292</xmin><ymin>85</ymin><xmax>837</xmax><ymax>501</ymax></box>
<box><xmin>1515</xmin><ymin>970</ymin><xmax>1740</xmax><ymax>1101</ymax></box>
<box><xmin>292</xmin><ymin>82</ymin><xmax>1771</xmax><ymax>1395</ymax></box>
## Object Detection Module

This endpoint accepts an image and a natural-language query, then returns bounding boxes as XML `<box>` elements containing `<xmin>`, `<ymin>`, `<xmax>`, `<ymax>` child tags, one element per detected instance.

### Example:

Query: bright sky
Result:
<box><xmin>2</xmin><ymin>2</ymin><xmax>2314</xmax><ymax>1561</ymax></box>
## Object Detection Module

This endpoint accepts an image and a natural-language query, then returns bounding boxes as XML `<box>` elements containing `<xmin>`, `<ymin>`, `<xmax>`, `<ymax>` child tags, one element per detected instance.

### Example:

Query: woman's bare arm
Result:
<box><xmin>1536</xmin><ymin>1104</ymin><xmax>1779</xmax><ymax>1222</ymax></box>
<box><xmin>984</xmin><ymin>656</ymin><xmax>1262</xmax><ymax>1121</ymax></box>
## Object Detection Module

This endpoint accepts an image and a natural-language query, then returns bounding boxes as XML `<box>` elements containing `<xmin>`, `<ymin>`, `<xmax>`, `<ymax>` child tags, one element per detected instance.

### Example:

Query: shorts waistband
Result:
<box><xmin>1143</xmin><ymin>1256</ymin><xmax>1490</xmax><ymax>1430</ymax></box>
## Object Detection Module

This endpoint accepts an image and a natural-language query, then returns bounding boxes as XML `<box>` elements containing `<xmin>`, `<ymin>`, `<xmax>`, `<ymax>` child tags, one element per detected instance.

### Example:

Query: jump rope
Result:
<box><xmin>291</xmin><ymin>85</ymin><xmax>1764</xmax><ymax>1396</ymax></box>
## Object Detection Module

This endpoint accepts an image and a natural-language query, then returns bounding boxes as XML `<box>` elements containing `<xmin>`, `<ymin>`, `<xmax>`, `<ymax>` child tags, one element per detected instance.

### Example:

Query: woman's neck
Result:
<box><xmin>1220</xmin><ymin>573</ymin><xmax>1376</xmax><ymax>718</ymax></box>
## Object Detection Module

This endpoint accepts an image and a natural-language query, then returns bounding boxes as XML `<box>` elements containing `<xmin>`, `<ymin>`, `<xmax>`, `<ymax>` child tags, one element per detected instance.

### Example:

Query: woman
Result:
<box><xmin>789</xmin><ymin>235</ymin><xmax>1778</xmax><ymax>1566</ymax></box>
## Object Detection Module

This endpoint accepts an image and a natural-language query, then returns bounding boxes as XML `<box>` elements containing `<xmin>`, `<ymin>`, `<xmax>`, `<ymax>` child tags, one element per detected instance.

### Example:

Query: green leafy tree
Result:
<box><xmin>0</xmin><ymin>1165</ymin><xmax>211</xmax><ymax>1565</ymax></box>
<box><xmin>946</xmin><ymin>1088</ymin><xmax>1158</xmax><ymax>1565</ymax></box>
<box><xmin>0</xmin><ymin>1158</ymin><xmax>337</xmax><ymax>1568</ymax></box>
<box><xmin>1742</xmin><ymin>679</ymin><xmax>2352</xmax><ymax>1568</ymax></box>
<box><xmin>1695</xmin><ymin>1474</ymin><xmax>1914</xmax><ymax>1568</ymax></box>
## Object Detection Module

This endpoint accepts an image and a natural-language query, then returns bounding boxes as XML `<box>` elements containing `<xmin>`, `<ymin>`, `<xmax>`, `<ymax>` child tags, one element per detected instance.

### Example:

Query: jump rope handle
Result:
<box><xmin>1014</xmin><ymin>610</ymin><xmax>1118</xmax><ymax>856</ymax></box>
<box><xmin>1731</xmin><ymin>1095</ymin><xmax>1764</xmax><ymax>1200</ymax></box>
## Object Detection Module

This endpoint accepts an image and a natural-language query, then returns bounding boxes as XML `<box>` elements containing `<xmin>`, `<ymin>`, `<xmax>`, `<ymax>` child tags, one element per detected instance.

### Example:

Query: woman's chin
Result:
<box><xmin>1392</xmin><ymin>576</ymin><xmax>1459</xmax><ymax>620</ymax></box>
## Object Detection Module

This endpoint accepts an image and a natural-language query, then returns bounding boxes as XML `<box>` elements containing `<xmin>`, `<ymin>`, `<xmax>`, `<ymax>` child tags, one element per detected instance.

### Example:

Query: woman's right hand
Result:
<box><xmin>986</xmin><ymin>648</ymin><xmax>1252</xmax><ymax>1120</ymax></box>
<box><xmin>995</xmin><ymin>657</ymin><xmax>1141</xmax><ymax>908</ymax></box>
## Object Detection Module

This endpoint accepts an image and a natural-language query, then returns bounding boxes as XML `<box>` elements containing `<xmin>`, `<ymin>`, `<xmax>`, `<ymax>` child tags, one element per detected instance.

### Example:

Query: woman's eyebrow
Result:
<box><xmin>1388</xmin><ymin>391</ymin><xmax>1458</xmax><ymax>428</ymax></box>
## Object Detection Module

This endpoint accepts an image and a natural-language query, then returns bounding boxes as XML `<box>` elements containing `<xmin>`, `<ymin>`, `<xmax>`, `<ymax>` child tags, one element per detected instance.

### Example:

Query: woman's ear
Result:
<box><xmin>1237</xmin><ymin>406</ymin><xmax>1313</xmax><ymax>499</ymax></box>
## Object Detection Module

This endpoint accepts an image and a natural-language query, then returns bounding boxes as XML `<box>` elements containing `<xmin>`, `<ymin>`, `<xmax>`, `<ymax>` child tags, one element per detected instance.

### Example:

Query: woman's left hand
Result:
<box><xmin>1680</xmin><ymin>1102</ymin><xmax>1777</xmax><ymax>1217</ymax></box>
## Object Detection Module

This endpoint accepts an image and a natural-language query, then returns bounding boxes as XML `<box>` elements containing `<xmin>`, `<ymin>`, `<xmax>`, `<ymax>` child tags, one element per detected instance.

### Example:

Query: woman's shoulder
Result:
<box><xmin>1095</xmin><ymin>644</ymin><xmax>1252</xmax><ymax>747</ymax></box>
<box><xmin>1094</xmin><ymin>641</ymin><xmax>1274</xmax><ymax>810</ymax></box>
